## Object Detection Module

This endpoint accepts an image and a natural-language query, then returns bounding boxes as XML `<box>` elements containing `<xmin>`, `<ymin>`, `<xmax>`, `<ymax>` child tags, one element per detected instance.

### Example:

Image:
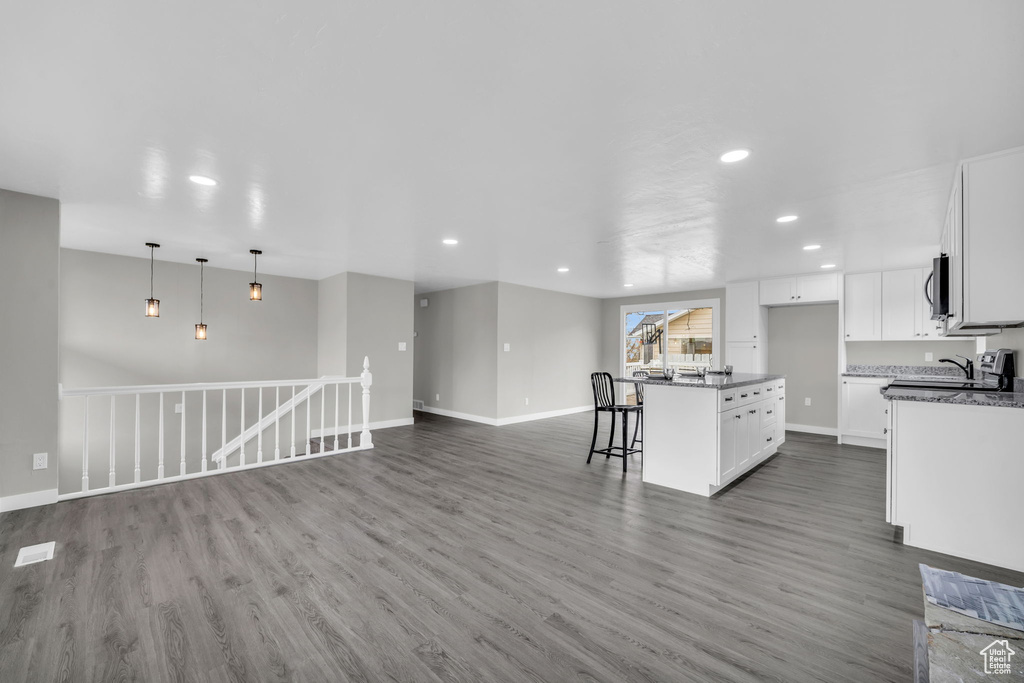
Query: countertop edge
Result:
<box><xmin>883</xmin><ymin>387</ymin><xmax>1024</xmax><ymax>409</ymax></box>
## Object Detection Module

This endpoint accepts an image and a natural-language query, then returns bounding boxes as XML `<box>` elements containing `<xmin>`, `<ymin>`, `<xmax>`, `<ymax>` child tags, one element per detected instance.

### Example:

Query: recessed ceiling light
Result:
<box><xmin>557</xmin><ymin>267</ymin><xmax>569</xmax><ymax>273</ymax></box>
<box><xmin>442</xmin><ymin>239</ymin><xmax>458</xmax><ymax>245</ymax></box>
<box><xmin>803</xmin><ymin>244</ymin><xmax>821</xmax><ymax>251</ymax></box>
<box><xmin>776</xmin><ymin>215</ymin><xmax>798</xmax><ymax>223</ymax></box>
<box><xmin>624</xmin><ymin>283</ymin><xmax>634</xmax><ymax>287</ymax></box>
<box><xmin>720</xmin><ymin>149</ymin><xmax>750</xmax><ymax>163</ymax></box>
<box><xmin>821</xmin><ymin>264</ymin><xmax>837</xmax><ymax>269</ymax></box>
<box><xmin>189</xmin><ymin>175</ymin><xmax>218</xmax><ymax>186</ymax></box>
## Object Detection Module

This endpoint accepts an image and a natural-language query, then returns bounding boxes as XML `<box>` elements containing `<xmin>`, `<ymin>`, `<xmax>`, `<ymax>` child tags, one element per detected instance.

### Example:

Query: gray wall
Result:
<box><xmin>0</xmin><ymin>190</ymin><xmax>60</xmax><ymax>501</ymax></box>
<box><xmin>496</xmin><ymin>283</ymin><xmax>602</xmax><ymax>418</ymax></box>
<box><xmin>600</xmin><ymin>288</ymin><xmax>727</xmax><ymax>376</ymax></box>
<box><xmin>342</xmin><ymin>273</ymin><xmax>414</xmax><ymax>424</ymax></box>
<box><xmin>766</xmin><ymin>304</ymin><xmax>839</xmax><ymax>429</ymax></box>
<box><xmin>317</xmin><ymin>271</ymin><xmax>348</xmax><ymax>376</ymax></box>
<box><xmin>414</xmin><ymin>282</ymin><xmax>499</xmax><ymax>419</ymax></box>
<box><xmin>845</xmin><ymin>340</ymin><xmax>976</xmax><ymax>367</ymax></box>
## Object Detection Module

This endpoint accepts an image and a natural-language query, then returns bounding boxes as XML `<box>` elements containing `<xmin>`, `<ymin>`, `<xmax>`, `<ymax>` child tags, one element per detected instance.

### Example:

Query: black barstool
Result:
<box><xmin>631</xmin><ymin>370</ymin><xmax>648</xmax><ymax>449</ymax></box>
<box><xmin>587</xmin><ymin>372</ymin><xmax>643</xmax><ymax>473</ymax></box>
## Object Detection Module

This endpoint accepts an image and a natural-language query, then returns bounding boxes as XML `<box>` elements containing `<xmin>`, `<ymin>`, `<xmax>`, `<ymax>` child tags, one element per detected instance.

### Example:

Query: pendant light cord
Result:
<box><xmin>253</xmin><ymin>252</ymin><xmax>258</xmax><ymax>281</ymax></box>
<box><xmin>150</xmin><ymin>245</ymin><xmax>155</xmax><ymax>299</ymax></box>
<box><xmin>200</xmin><ymin>260</ymin><xmax>204</xmax><ymax>323</ymax></box>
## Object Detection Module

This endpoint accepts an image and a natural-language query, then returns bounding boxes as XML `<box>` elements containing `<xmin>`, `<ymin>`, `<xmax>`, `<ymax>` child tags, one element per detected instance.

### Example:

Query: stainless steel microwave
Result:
<box><xmin>927</xmin><ymin>254</ymin><xmax>949</xmax><ymax>321</ymax></box>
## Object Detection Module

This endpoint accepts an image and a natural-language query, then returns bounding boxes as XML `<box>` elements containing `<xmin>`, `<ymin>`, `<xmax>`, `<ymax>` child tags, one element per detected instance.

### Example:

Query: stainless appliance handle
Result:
<box><xmin>924</xmin><ymin>271</ymin><xmax>934</xmax><ymax>307</ymax></box>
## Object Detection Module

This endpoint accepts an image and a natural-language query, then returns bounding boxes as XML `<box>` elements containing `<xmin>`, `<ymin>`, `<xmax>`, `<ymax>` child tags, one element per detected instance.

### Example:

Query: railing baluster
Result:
<box><xmin>360</xmin><ymin>357</ymin><xmax>373</xmax><ymax>447</ymax></box>
<box><xmin>221</xmin><ymin>389</ymin><xmax>227</xmax><ymax>469</ymax></box>
<box><xmin>305</xmin><ymin>383</ymin><xmax>311</xmax><ymax>456</ymax></box>
<box><xmin>201</xmin><ymin>390</ymin><xmax>208</xmax><ymax>473</ymax></box>
<box><xmin>158</xmin><ymin>393</ymin><xmax>165</xmax><ymax>479</ymax></box>
<box><xmin>274</xmin><ymin>386</ymin><xmax>281</xmax><ymax>460</ymax></box>
<box><xmin>240</xmin><ymin>387</ymin><xmax>246</xmax><ymax>466</ymax></box>
<box><xmin>82</xmin><ymin>396</ymin><xmax>90</xmax><ymax>492</ymax></box>
<box><xmin>290</xmin><ymin>385</ymin><xmax>296</xmax><ymax>458</ymax></box>
<box><xmin>347</xmin><ymin>383</ymin><xmax>352</xmax><ymax>450</ymax></box>
<box><xmin>108</xmin><ymin>395</ymin><xmax>116</xmax><ymax>488</ymax></box>
<box><xmin>134</xmin><ymin>394</ymin><xmax>141</xmax><ymax>483</ymax></box>
<box><xmin>257</xmin><ymin>387</ymin><xmax>264</xmax><ymax>463</ymax></box>
<box><xmin>334</xmin><ymin>383</ymin><xmax>340</xmax><ymax>452</ymax></box>
<box><xmin>180</xmin><ymin>391</ymin><xmax>187</xmax><ymax>476</ymax></box>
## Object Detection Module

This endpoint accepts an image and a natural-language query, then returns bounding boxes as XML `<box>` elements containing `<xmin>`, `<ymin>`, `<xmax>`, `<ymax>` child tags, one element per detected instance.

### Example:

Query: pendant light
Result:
<box><xmin>144</xmin><ymin>242</ymin><xmax>160</xmax><ymax>317</ymax></box>
<box><xmin>195</xmin><ymin>258</ymin><xmax>208</xmax><ymax>340</ymax></box>
<box><xmin>249</xmin><ymin>249</ymin><xmax>263</xmax><ymax>301</ymax></box>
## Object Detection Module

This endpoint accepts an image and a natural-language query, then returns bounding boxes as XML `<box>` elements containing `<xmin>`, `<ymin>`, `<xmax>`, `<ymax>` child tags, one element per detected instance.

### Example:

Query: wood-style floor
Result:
<box><xmin>2</xmin><ymin>412</ymin><xmax>1022</xmax><ymax>682</ymax></box>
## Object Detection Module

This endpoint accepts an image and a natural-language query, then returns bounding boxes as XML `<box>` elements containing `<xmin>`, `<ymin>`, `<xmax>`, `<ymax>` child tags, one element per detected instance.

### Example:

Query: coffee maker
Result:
<box><xmin>977</xmin><ymin>349</ymin><xmax>1016</xmax><ymax>392</ymax></box>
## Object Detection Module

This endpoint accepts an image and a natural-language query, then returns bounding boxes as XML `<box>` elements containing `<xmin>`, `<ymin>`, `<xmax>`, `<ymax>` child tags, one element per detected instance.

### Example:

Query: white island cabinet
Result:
<box><xmin>635</xmin><ymin>374</ymin><xmax>785</xmax><ymax>497</ymax></box>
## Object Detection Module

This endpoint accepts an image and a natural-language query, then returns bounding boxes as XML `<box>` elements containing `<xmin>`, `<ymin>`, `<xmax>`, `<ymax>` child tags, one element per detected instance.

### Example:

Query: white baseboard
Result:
<box><xmin>495</xmin><ymin>405</ymin><xmax>592</xmax><ymax>426</ymax></box>
<box><xmin>417</xmin><ymin>406</ymin><xmax>499</xmax><ymax>426</ymax></box>
<box><xmin>786</xmin><ymin>423</ymin><xmax>839</xmax><ymax>437</ymax></box>
<box><xmin>840</xmin><ymin>435</ymin><xmax>886</xmax><ymax>449</ymax></box>
<box><xmin>0</xmin><ymin>488</ymin><xmax>59</xmax><ymax>514</ymax></box>
<box><xmin>416</xmin><ymin>404</ymin><xmax>593</xmax><ymax>427</ymax></box>
<box><xmin>312</xmin><ymin>417</ymin><xmax>414</xmax><ymax>438</ymax></box>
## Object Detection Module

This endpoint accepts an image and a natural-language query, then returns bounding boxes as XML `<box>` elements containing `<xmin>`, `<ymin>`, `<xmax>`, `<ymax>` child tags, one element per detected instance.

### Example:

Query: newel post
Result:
<box><xmin>360</xmin><ymin>356</ymin><xmax>373</xmax><ymax>448</ymax></box>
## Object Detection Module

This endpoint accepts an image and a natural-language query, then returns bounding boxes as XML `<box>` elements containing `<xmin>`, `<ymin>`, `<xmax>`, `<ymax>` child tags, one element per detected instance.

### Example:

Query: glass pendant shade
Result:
<box><xmin>249</xmin><ymin>249</ymin><xmax>262</xmax><ymax>301</ymax></box>
<box><xmin>195</xmin><ymin>323</ymin><xmax>207</xmax><ymax>340</ymax></box>
<box><xmin>144</xmin><ymin>242</ymin><xmax>160</xmax><ymax>317</ymax></box>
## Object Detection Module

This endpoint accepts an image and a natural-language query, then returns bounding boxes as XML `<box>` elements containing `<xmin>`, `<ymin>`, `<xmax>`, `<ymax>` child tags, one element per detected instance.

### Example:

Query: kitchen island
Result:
<box><xmin>620</xmin><ymin>373</ymin><xmax>786</xmax><ymax>496</ymax></box>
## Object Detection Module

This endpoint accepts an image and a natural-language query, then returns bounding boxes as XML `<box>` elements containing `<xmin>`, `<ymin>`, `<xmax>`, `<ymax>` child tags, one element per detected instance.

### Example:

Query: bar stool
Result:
<box><xmin>587</xmin><ymin>372</ymin><xmax>643</xmax><ymax>473</ymax></box>
<box><xmin>631</xmin><ymin>370</ymin><xmax>648</xmax><ymax>449</ymax></box>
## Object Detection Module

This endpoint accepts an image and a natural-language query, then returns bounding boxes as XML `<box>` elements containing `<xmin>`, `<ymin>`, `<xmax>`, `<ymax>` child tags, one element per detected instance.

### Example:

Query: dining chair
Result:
<box><xmin>587</xmin><ymin>372</ymin><xmax>643</xmax><ymax>473</ymax></box>
<box><xmin>631</xmin><ymin>370</ymin><xmax>649</xmax><ymax>449</ymax></box>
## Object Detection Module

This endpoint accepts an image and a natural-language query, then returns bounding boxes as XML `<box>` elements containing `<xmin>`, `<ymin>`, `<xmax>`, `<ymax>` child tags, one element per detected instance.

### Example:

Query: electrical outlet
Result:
<box><xmin>503</xmin><ymin>343</ymin><xmax>511</xmax><ymax>352</ymax></box>
<box><xmin>33</xmin><ymin>452</ymin><xmax>47</xmax><ymax>470</ymax></box>
<box><xmin>435</xmin><ymin>393</ymin><xmax>440</xmax><ymax>401</ymax></box>
<box><xmin>804</xmin><ymin>397</ymin><xmax>811</xmax><ymax>406</ymax></box>
<box><xmin>925</xmin><ymin>352</ymin><xmax>933</xmax><ymax>362</ymax></box>
<box><xmin>525</xmin><ymin>397</ymin><xmax>529</xmax><ymax>406</ymax></box>
<box><xmin>174</xmin><ymin>403</ymin><xmax>183</xmax><ymax>414</ymax></box>
<box><xmin>398</xmin><ymin>342</ymin><xmax>407</xmax><ymax>351</ymax></box>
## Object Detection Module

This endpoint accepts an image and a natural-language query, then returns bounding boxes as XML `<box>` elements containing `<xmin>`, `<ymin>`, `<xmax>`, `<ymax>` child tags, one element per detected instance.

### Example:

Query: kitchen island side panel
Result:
<box><xmin>641</xmin><ymin>384</ymin><xmax>719</xmax><ymax>495</ymax></box>
<box><xmin>892</xmin><ymin>399</ymin><xmax>1024</xmax><ymax>573</ymax></box>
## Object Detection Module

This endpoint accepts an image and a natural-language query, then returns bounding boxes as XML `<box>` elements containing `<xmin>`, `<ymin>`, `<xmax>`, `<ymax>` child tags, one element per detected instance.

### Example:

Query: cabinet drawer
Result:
<box><xmin>774</xmin><ymin>379</ymin><xmax>786</xmax><ymax>395</ymax></box>
<box><xmin>735</xmin><ymin>386</ymin><xmax>758</xmax><ymax>407</ymax></box>
<box><xmin>719</xmin><ymin>389</ymin><xmax>739</xmax><ymax>411</ymax></box>
<box><xmin>762</xmin><ymin>425</ymin><xmax>778</xmax><ymax>452</ymax></box>
<box><xmin>761</xmin><ymin>402</ymin><xmax>778</xmax><ymax>428</ymax></box>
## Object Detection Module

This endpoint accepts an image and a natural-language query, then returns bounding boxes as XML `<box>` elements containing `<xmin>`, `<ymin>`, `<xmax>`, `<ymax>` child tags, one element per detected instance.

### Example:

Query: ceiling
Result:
<box><xmin>2</xmin><ymin>1</ymin><xmax>1023</xmax><ymax>298</ymax></box>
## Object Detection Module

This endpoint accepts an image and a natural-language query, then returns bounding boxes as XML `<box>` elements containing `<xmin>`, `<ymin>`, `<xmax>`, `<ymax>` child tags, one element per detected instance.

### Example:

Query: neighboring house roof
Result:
<box><xmin>627</xmin><ymin>309</ymin><xmax>694</xmax><ymax>336</ymax></box>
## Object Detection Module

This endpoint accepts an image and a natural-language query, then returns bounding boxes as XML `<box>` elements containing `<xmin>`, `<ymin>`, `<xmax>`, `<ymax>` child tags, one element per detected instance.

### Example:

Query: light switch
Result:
<box><xmin>503</xmin><ymin>343</ymin><xmax>511</xmax><ymax>352</ymax></box>
<box><xmin>398</xmin><ymin>342</ymin><xmax>407</xmax><ymax>351</ymax></box>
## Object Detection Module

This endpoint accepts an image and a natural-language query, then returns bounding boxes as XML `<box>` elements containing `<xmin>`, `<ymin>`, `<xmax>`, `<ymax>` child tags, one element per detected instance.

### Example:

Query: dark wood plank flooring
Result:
<box><xmin>2</xmin><ymin>411</ymin><xmax>1022</xmax><ymax>682</ymax></box>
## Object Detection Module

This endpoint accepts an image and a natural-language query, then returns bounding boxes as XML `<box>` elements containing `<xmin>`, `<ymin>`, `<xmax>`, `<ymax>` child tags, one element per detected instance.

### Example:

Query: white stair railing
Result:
<box><xmin>58</xmin><ymin>357</ymin><xmax>374</xmax><ymax>500</ymax></box>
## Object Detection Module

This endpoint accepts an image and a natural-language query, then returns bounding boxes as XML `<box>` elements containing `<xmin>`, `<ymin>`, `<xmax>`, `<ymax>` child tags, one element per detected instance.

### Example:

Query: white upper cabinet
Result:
<box><xmin>953</xmin><ymin>146</ymin><xmax>1024</xmax><ymax>330</ymax></box>
<box><xmin>759</xmin><ymin>273</ymin><xmax>839</xmax><ymax>306</ymax></box>
<box><xmin>844</xmin><ymin>272</ymin><xmax>882</xmax><ymax>341</ymax></box>
<box><xmin>881</xmin><ymin>269</ymin><xmax>918</xmax><ymax>340</ymax></box>
<box><xmin>726</xmin><ymin>281</ymin><xmax>761</xmax><ymax>342</ymax></box>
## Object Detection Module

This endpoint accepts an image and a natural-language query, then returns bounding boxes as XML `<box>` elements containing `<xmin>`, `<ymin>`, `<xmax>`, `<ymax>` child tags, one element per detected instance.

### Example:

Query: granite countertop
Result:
<box><xmin>616</xmin><ymin>373</ymin><xmax>785</xmax><ymax>390</ymax></box>
<box><xmin>841</xmin><ymin>364</ymin><xmax>963</xmax><ymax>379</ymax></box>
<box><xmin>883</xmin><ymin>386</ymin><xmax>1024</xmax><ymax>409</ymax></box>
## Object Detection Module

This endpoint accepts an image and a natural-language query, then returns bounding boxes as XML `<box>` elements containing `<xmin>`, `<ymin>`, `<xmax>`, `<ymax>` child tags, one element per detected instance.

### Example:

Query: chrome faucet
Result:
<box><xmin>939</xmin><ymin>354</ymin><xmax>974</xmax><ymax>380</ymax></box>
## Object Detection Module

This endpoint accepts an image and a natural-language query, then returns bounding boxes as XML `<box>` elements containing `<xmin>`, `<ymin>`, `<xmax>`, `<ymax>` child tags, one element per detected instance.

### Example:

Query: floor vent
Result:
<box><xmin>14</xmin><ymin>541</ymin><xmax>55</xmax><ymax>568</ymax></box>
<box><xmin>412</xmin><ymin>400</ymin><xmax>424</xmax><ymax>411</ymax></box>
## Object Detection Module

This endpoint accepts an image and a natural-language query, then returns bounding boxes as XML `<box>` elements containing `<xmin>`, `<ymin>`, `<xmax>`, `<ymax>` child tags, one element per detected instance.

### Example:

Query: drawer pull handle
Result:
<box><xmin>749</xmin><ymin>409</ymin><xmax>757</xmax><ymax>415</ymax></box>
<box><xmin>767</xmin><ymin>436</ymin><xmax>773</xmax><ymax>442</ymax></box>
<box><xmin>741</xmin><ymin>393</ymin><xmax>749</xmax><ymax>398</ymax></box>
<box><xmin>767</xmin><ymin>410</ymin><xmax>773</xmax><ymax>415</ymax></box>
<box><xmin>735</xmin><ymin>415</ymin><xmax>741</xmax><ymax>420</ymax></box>
<box><xmin>767</xmin><ymin>387</ymin><xmax>773</xmax><ymax>392</ymax></box>
<box><xmin>753</xmin><ymin>391</ymin><xmax>761</xmax><ymax>395</ymax></box>
<box><xmin>724</xmin><ymin>397</ymin><xmax>733</xmax><ymax>402</ymax></box>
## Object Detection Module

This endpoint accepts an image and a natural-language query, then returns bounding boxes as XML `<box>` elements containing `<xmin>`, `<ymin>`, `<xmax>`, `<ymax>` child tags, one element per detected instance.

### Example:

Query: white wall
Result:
<box><xmin>845</xmin><ymin>340</ymin><xmax>976</xmax><ymax>367</ymax></box>
<box><xmin>0</xmin><ymin>190</ymin><xmax>60</xmax><ymax>505</ymax></box>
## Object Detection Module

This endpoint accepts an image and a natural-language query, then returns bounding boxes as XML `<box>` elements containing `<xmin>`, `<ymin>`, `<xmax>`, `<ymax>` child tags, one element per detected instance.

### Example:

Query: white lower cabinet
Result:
<box><xmin>717</xmin><ymin>382</ymin><xmax>782</xmax><ymax>486</ymax></box>
<box><xmin>840</xmin><ymin>377</ymin><xmax>890</xmax><ymax>446</ymax></box>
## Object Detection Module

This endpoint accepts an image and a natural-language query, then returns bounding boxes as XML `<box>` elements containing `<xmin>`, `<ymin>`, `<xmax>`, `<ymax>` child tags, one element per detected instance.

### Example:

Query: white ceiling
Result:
<box><xmin>2</xmin><ymin>1</ymin><xmax>1023</xmax><ymax>297</ymax></box>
